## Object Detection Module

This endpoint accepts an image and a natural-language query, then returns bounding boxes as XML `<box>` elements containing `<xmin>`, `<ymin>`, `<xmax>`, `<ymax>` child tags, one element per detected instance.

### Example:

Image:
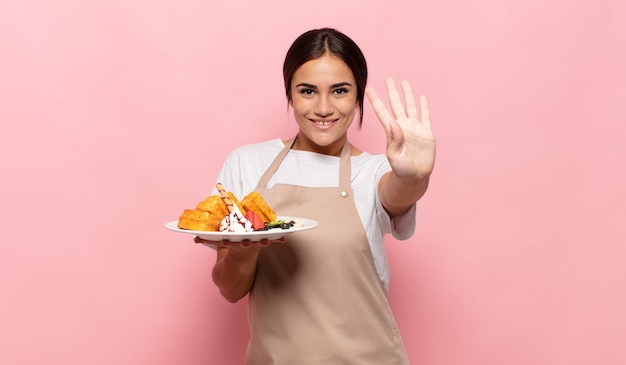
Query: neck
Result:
<box><xmin>292</xmin><ymin>134</ymin><xmax>347</xmax><ymax>157</ymax></box>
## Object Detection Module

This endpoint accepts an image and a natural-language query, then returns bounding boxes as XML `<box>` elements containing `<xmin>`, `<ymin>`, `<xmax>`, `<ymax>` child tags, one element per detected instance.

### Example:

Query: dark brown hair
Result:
<box><xmin>283</xmin><ymin>28</ymin><xmax>368</xmax><ymax>126</ymax></box>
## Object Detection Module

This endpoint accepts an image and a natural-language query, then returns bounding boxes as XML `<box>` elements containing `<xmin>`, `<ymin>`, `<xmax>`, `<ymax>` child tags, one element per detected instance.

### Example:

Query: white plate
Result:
<box><xmin>164</xmin><ymin>216</ymin><xmax>319</xmax><ymax>242</ymax></box>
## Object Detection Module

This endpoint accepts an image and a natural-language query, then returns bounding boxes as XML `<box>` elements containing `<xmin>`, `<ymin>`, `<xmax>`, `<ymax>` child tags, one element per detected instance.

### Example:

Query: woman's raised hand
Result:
<box><xmin>365</xmin><ymin>78</ymin><xmax>436</xmax><ymax>181</ymax></box>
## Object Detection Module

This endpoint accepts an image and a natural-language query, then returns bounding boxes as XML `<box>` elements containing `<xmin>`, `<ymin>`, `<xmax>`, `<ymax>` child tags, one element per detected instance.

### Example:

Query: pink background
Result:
<box><xmin>1</xmin><ymin>0</ymin><xmax>625</xmax><ymax>364</ymax></box>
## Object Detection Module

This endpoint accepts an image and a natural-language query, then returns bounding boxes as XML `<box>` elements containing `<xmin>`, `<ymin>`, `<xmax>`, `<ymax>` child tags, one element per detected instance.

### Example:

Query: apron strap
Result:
<box><xmin>255</xmin><ymin>138</ymin><xmax>296</xmax><ymax>191</ymax></box>
<box><xmin>338</xmin><ymin>140</ymin><xmax>352</xmax><ymax>194</ymax></box>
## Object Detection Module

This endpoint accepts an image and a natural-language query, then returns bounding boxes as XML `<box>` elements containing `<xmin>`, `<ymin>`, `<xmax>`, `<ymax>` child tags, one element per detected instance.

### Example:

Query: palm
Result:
<box><xmin>365</xmin><ymin>78</ymin><xmax>436</xmax><ymax>179</ymax></box>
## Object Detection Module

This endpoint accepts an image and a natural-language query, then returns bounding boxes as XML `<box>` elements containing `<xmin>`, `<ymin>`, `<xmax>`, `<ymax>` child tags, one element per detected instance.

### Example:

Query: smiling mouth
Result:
<box><xmin>311</xmin><ymin>120</ymin><xmax>336</xmax><ymax>126</ymax></box>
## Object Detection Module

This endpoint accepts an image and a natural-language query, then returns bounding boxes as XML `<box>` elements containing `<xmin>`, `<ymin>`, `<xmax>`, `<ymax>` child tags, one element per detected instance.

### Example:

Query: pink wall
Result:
<box><xmin>1</xmin><ymin>0</ymin><xmax>625</xmax><ymax>364</ymax></box>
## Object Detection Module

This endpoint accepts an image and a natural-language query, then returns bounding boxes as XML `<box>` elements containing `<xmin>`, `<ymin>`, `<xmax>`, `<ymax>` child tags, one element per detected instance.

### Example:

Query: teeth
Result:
<box><xmin>315</xmin><ymin>121</ymin><xmax>334</xmax><ymax>126</ymax></box>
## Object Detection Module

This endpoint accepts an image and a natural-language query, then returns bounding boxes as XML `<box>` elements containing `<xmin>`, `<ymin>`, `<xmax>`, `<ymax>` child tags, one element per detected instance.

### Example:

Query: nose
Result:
<box><xmin>314</xmin><ymin>95</ymin><xmax>333</xmax><ymax>117</ymax></box>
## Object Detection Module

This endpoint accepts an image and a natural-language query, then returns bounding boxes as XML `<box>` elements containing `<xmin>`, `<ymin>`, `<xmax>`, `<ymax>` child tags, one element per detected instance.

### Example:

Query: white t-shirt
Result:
<box><xmin>212</xmin><ymin>138</ymin><xmax>416</xmax><ymax>292</ymax></box>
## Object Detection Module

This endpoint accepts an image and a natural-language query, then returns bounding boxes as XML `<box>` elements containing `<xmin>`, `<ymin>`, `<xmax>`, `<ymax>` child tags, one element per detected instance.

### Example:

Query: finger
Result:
<box><xmin>401</xmin><ymin>80</ymin><xmax>418</xmax><ymax>120</ymax></box>
<box><xmin>420</xmin><ymin>95</ymin><xmax>431</xmax><ymax>128</ymax></box>
<box><xmin>194</xmin><ymin>236</ymin><xmax>217</xmax><ymax>245</ymax></box>
<box><xmin>365</xmin><ymin>86</ymin><xmax>394</xmax><ymax>134</ymax></box>
<box><xmin>239</xmin><ymin>239</ymin><xmax>252</xmax><ymax>248</ymax></box>
<box><xmin>255</xmin><ymin>236</ymin><xmax>285</xmax><ymax>247</ymax></box>
<box><xmin>386</xmin><ymin>77</ymin><xmax>406</xmax><ymax>119</ymax></box>
<box><xmin>272</xmin><ymin>236</ymin><xmax>287</xmax><ymax>244</ymax></box>
<box><xmin>256</xmin><ymin>239</ymin><xmax>270</xmax><ymax>247</ymax></box>
<box><xmin>388</xmin><ymin>119</ymin><xmax>405</xmax><ymax>145</ymax></box>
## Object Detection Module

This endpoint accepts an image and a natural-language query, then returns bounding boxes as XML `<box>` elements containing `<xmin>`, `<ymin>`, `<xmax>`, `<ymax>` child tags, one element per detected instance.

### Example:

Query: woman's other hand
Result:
<box><xmin>193</xmin><ymin>236</ymin><xmax>286</xmax><ymax>248</ymax></box>
<box><xmin>199</xmin><ymin>236</ymin><xmax>286</xmax><ymax>303</ymax></box>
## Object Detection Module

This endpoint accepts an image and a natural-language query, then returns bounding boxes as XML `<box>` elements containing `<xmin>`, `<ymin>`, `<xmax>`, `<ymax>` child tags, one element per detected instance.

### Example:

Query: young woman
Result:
<box><xmin>198</xmin><ymin>27</ymin><xmax>435</xmax><ymax>364</ymax></box>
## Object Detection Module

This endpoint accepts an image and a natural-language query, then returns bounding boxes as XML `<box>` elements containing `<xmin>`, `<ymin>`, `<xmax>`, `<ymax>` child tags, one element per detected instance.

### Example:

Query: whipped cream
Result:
<box><xmin>219</xmin><ymin>205</ymin><xmax>253</xmax><ymax>233</ymax></box>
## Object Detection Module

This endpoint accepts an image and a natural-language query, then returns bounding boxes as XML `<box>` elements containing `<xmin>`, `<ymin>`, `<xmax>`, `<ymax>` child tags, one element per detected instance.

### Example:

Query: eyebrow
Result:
<box><xmin>295</xmin><ymin>82</ymin><xmax>353</xmax><ymax>89</ymax></box>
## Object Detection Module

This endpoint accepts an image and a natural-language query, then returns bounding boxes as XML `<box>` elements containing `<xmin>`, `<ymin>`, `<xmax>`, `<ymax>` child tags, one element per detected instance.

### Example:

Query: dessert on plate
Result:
<box><xmin>177</xmin><ymin>183</ymin><xmax>282</xmax><ymax>233</ymax></box>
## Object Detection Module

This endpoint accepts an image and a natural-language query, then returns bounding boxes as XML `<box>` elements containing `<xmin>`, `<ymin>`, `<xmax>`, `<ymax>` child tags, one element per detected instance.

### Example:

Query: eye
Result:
<box><xmin>333</xmin><ymin>87</ymin><xmax>350</xmax><ymax>96</ymax></box>
<box><xmin>298</xmin><ymin>88</ymin><xmax>315</xmax><ymax>96</ymax></box>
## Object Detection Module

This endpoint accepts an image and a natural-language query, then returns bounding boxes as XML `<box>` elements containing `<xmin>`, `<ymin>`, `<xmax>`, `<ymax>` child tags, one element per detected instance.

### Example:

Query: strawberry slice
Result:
<box><xmin>245</xmin><ymin>210</ymin><xmax>265</xmax><ymax>230</ymax></box>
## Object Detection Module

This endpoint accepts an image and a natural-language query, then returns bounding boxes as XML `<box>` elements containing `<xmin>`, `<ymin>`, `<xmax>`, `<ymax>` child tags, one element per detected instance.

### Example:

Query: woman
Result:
<box><xmin>199</xmin><ymin>28</ymin><xmax>435</xmax><ymax>364</ymax></box>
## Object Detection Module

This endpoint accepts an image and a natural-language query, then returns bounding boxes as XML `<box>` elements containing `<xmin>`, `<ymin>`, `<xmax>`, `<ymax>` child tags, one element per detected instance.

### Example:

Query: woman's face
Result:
<box><xmin>290</xmin><ymin>53</ymin><xmax>358</xmax><ymax>155</ymax></box>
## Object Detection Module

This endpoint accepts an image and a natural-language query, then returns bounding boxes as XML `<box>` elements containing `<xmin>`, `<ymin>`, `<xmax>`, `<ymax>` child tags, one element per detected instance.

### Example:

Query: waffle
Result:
<box><xmin>242</xmin><ymin>191</ymin><xmax>277</xmax><ymax>223</ymax></box>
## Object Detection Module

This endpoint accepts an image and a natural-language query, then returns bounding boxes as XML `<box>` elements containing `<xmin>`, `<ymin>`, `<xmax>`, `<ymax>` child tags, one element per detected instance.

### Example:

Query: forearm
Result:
<box><xmin>378</xmin><ymin>171</ymin><xmax>430</xmax><ymax>217</ymax></box>
<box><xmin>212</xmin><ymin>247</ymin><xmax>260</xmax><ymax>303</ymax></box>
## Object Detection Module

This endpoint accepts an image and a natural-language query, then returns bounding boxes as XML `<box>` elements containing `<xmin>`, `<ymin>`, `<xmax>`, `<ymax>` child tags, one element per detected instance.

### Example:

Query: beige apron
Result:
<box><xmin>246</xmin><ymin>138</ymin><xmax>409</xmax><ymax>364</ymax></box>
